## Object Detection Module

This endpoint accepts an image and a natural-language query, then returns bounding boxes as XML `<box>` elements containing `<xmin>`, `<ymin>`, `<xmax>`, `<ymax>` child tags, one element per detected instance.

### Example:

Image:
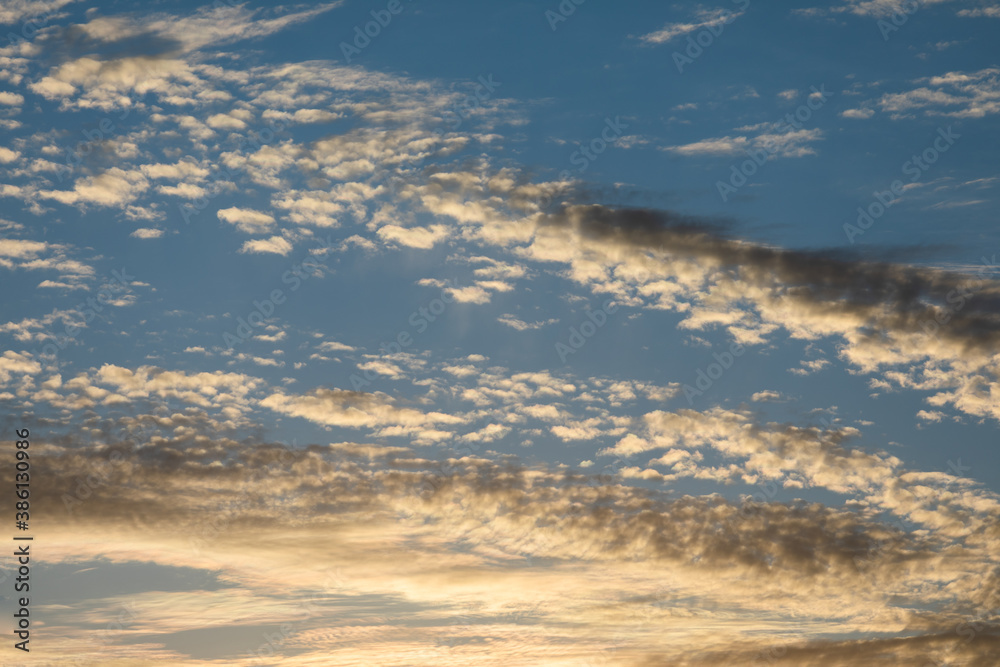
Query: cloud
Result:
<box><xmin>218</xmin><ymin>207</ymin><xmax>276</xmax><ymax>234</ymax></box>
<box><xmin>129</xmin><ymin>228</ymin><xmax>163</xmax><ymax>239</ymax></box>
<box><xmin>376</xmin><ymin>224</ymin><xmax>450</xmax><ymax>249</ymax></box>
<box><xmin>796</xmin><ymin>0</ymin><xmax>957</xmax><ymax>18</ymax></box>
<box><xmin>21</xmin><ymin>428</ymin><xmax>1000</xmax><ymax>664</ymax></box>
<box><xmin>67</xmin><ymin>1</ymin><xmax>344</xmax><ymax>55</ymax></box>
<box><xmin>0</xmin><ymin>0</ymin><xmax>78</xmax><ymax>25</ymax></box>
<box><xmin>238</xmin><ymin>236</ymin><xmax>293</xmax><ymax>256</ymax></box>
<box><xmin>445</xmin><ymin>285</ymin><xmax>491</xmax><ymax>304</ymax></box>
<box><xmin>841</xmin><ymin>107</ymin><xmax>874</xmax><ymax>119</ymax></box>
<box><xmin>0</xmin><ymin>350</ymin><xmax>41</xmax><ymax>382</ymax></box>
<box><xmin>260</xmin><ymin>388</ymin><xmax>468</xmax><ymax>431</ymax></box>
<box><xmin>41</xmin><ymin>168</ymin><xmax>149</xmax><ymax>208</ymax></box>
<box><xmin>639</xmin><ymin>7</ymin><xmax>745</xmax><ymax>44</ymax></box>
<box><xmin>497</xmin><ymin>314</ymin><xmax>559</xmax><ymax>331</ymax></box>
<box><xmin>875</xmin><ymin>68</ymin><xmax>1000</xmax><ymax>118</ymax></box>
<box><xmin>958</xmin><ymin>6</ymin><xmax>1000</xmax><ymax>17</ymax></box>
<box><xmin>916</xmin><ymin>409</ymin><xmax>946</xmax><ymax>422</ymax></box>
<box><xmin>317</xmin><ymin>340</ymin><xmax>355</xmax><ymax>353</ymax></box>
<box><xmin>663</xmin><ymin>128</ymin><xmax>824</xmax><ymax>158</ymax></box>
<box><xmin>0</xmin><ymin>238</ymin><xmax>49</xmax><ymax>258</ymax></box>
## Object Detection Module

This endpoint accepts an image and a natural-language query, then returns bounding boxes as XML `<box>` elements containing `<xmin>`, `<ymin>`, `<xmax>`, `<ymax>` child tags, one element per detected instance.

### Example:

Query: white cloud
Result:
<box><xmin>639</xmin><ymin>7</ymin><xmax>744</xmax><ymax>44</ymax></box>
<box><xmin>376</xmin><ymin>224</ymin><xmax>450</xmax><ymax>249</ymax></box>
<box><xmin>0</xmin><ymin>91</ymin><xmax>24</xmax><ymax>106</ymax></box>
<box><xmin>238</xmin><ymin>236</ymin><xmax>293</xmax><ymax>256</ymax></box>
<box><xmin>218</xmin><ymin>207</ymin><xmax>276</xmax><ymax>234</ymax></box>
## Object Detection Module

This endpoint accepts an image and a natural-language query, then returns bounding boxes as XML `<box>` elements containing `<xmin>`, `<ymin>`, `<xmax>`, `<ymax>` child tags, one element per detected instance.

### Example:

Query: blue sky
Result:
<box><xmin>1</xmin><ymin>0</ymin><xmax>1000</xmax><ymax>664</ymax></box>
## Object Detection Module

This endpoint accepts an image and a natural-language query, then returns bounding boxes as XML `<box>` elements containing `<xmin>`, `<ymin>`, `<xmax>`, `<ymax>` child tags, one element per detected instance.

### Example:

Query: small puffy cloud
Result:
<box><xmin>958</xmin><ymin>6</ymin><xmax>1000</xmax><ymax>17</ymax></box>
<box><xmin>841</xmin><ymin>108</ymin><xmax>875</xmax><ymax>119</ymax></box>
<box><xmin>260</xmin><ymin>388</ymin><xmax>466</xmax><ymax>430</ymax></box>
<box><xmin>318</xmin><ymin>341</ymin><xmax>356</xmax><ymax>352</ymax></box>
<box><xmin>206</xmin><ymin>113</ymin><xmax>248</xmax><ymax>130</ymax></box>
<box><xmin>639</xmin><ymin>7</ymin><xmax>745</xmax><ymax>44</ymax></box>
<box><xmin>0</xmin><ymin>239</ymin><xmax>49</xmax><ymax>258</ymax></box>
<box><xmin>239</xmin><ymin>236</ymin><xmax>292</xmax><ymax>256</ymax></box>
<box><xmin>498</xmin><ymin>314</ymin><xmax>558</xmax><ymax>330</ymax></box>
<box><xmin>0</xmin><ymin>147</ymin><xmax>21</xmax><ymax>163</ymax></box>
<box><xmin>218</xmin><ymin>207</ymin><xmax>276</xmax><ymax>234</ymax></box>
<box><xmin>916</xmin><ymin>409</ymin><xmax>946</xmax><ymax>422</ymax></box>
<box><xmin>41</xmin><ymin>168</ymin><xmax>149</xmax><ymax>207</ymax></box>
<box><xmin>751</xmin><ymin>390</ymin><xmax>782</xmax><ymax>402</ymax></box>
<box><xmin>0</xmin><ymin>92</ymin><xmax>24</xmax><ymax>105</ymax></box>
<box><xmin>447</xmin><ymin>285</ymin><xmax>491</xmax><ymax>304</ymax></box>
<box><xmin>130</xmin><ymin>228</ymin><xmax>164</xmax><ymax>239</ymax></box>
<box><xmin>376</xmin><ymin>224</ymin><xmax>450</xmax><ymax>249</ymax></box>
<box><xmin>0</xmin><ymin>351</ymin><xmax>42</xmax><ymax>383</ymax></box>
<box><xmin>157</xmin><ymin>183</ymin><xmax>208</xmax><ymax>198</ymax></box>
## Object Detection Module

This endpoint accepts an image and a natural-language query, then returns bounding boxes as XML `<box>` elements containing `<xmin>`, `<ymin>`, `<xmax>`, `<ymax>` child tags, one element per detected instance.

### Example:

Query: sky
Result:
<box><xmin>0</xmin><ymin>0</ymin><xmax>999</xmax><ymax>664</ymax></box>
